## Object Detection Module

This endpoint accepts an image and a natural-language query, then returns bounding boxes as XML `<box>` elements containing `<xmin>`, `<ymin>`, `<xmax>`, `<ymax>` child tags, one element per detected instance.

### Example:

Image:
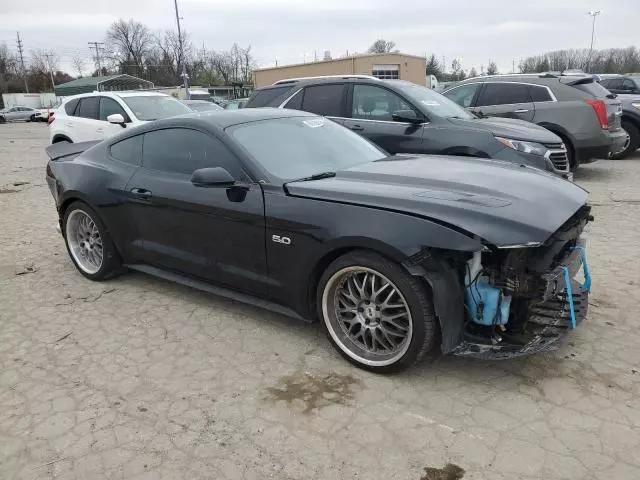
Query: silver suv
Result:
<box><xmin>443</xmin><ymin>74</ymin><xmax>626</xmax><ymax>169</ymax></box>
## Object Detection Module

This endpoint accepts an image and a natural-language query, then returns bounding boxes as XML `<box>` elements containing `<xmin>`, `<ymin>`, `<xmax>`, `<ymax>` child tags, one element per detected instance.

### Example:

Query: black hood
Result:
<box><xmin>448</xmin><ymin>116</ymin><xmax>562</xmax><ymax>144</ymax></box>
<box><xmin>286</xmin><ymin>155</ymin><xmax>588</xmax><ymax>247</ymax></box>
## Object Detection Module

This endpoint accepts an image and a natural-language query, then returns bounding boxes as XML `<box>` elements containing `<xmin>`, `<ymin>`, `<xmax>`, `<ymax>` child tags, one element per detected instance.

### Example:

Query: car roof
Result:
<box><xmin>61</xmin><ymin>91</ymin><xmax>171</xmax><ymax>102</ymax></box>
<box><xmin>146</xmin><ymin>107</ymin><xmax>317</xmax><ymax>131</ymax></box>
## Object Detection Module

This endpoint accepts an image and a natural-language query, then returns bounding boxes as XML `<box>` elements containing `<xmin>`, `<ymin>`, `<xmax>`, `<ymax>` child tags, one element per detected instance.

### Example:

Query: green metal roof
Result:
<box><xmin>54</xmin><ymin>74</ymin><xmax>154</xmax><ymax>97</ymax></box>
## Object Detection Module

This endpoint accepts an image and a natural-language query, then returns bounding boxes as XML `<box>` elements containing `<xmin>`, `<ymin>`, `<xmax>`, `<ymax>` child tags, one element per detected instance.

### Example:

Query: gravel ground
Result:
<box><xmin>1</xmin><ymin>122</ymin><xmax>640</xmax><ymax>480</ymax></box>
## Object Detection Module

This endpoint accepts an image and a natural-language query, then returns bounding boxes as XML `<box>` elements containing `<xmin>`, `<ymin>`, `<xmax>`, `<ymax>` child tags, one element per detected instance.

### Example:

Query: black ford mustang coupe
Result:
<box><xmin>46</xmin><ymin>108</ymin><xmax>592</xmax><ymax>372</ymax></box>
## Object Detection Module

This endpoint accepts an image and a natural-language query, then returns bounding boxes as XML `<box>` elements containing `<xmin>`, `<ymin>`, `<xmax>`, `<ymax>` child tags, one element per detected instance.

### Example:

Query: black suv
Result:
<box><xmin>443</xmin><ymin>74</ymin><xmax>626</xmax><ymax>168</ymax></box>
<box><xmin>246</xmin><ymin>76</ymin><xmax>571</xmax><ymax>177</ymax></box>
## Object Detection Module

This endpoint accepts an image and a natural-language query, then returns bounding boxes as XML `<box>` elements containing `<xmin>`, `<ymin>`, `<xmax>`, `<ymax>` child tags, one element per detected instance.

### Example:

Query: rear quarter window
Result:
<box><xmin>246</xmin><ymin>86</ymin><xmax>292</xmax><ymax>107</ymax></box>
<box><xmin>529</xmin><ymin>85</ymin><xmax>553</xmax><ymax>102</ymax></box>
<box><xmin>109</xmin><ymin>135</ymin><xmax>143</xmax><ymax>166</ymax></box>
<box><xmin>64</xmin><ymin>98</ymin><xmax>80</xmax><ymax>115</ymax></box>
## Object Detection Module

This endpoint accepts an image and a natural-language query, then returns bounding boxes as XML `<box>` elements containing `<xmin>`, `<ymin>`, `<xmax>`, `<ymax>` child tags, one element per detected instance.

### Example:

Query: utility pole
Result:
<box><xmin>512</xmin><ymin>59</ymin><xmax>516</xmax><ymax>74</ymax></box>
<box><xmin>173</xmin><ymin>0</ymin><xmax>189</xmax><ymax>98</ymax></box>
<box><xmin>16</xmin><ymin>32</ymin><xmax>28</xmax><ymax>92</ymax></box>
<box><xmin>42</xmin><ymin>53</ymin><xmax>56</xmax><ymax>92</ymax></box>
<box><xmin>586</xmin><ymin>10</ymin><xmax>601</xmax><ymax>72</ymax></box>
<box><xmin>88</xmin><ymin>41</ymin><xmax>104</xmax><ymax>76</ymax></box>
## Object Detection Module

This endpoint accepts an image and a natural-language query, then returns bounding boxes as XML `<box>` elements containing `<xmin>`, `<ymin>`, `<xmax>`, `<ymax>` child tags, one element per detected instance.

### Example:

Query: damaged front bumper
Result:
<box><xmin>453</xmin><ymin>239</ymin><xmax>591</xmax><ymax>360</ymax></box>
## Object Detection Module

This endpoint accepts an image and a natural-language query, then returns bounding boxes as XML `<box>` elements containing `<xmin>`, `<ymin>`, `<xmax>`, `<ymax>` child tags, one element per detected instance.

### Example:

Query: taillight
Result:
<box><xmin>586</xmin><ymin>99</ymin><xmax>608</xmax><ymax>130</ymax></box>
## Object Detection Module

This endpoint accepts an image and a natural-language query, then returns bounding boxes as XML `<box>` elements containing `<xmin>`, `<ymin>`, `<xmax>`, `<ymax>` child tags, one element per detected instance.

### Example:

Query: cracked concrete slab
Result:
<box><xmin>1</xmin><ymin>123</ymin><xmax>639</xmax><ymax>479</ymax></box>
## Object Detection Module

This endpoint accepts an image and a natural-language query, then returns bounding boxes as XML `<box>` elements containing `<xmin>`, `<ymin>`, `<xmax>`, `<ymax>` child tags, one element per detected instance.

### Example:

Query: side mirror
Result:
<box><xmin>107</xmin><ymin>113</ymin><xmax>126</xmax><ymax>128</ymax></box>
<box><xmin>392</xmin><ymin>109</ymin><xmax>421</xmax><ymax>124</ymax></box>
<box><xmin>191</xmin><ymin>167</ymin><xmax>236</xmax><ymax>187</ymax></box>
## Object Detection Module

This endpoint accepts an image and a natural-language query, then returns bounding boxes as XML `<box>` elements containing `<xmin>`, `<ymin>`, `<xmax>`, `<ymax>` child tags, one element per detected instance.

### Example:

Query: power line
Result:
<box><xmin>88</xmin><ymin>41</ymin><xmax>105</xmax><ymax>76</ymax></box>
<box><xmin>16</xmin><ymin>32</ymin><xmax>28</xmax><ymax>93</ymax></box>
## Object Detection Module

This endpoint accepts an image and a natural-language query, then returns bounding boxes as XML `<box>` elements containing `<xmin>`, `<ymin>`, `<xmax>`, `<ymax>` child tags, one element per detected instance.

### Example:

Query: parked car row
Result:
<box><xmin>441</xmin><ymin>73</ymin><xmax>627</xmax><ymax>164</ymax></box>
<box><xmin>246</xmin><ymin>76</ymin><xmax>572</xmax><ymax>178</ymax></box>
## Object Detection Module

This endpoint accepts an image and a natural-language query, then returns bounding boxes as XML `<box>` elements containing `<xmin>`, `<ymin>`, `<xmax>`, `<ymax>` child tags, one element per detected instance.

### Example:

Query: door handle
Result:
<box><xmin>513</xmin><ymin>109</ymin><xmax>529</xmax><ymax>113</ymax></box>
<box><xmin>351</xmin><ymin>125</ymin><xmax>365</xmax><ymax>131</ymax></box>
<box><xmin>130</xmin><ymin>187</ymin><xmax>152</xmax><ymax>199</ymax></box>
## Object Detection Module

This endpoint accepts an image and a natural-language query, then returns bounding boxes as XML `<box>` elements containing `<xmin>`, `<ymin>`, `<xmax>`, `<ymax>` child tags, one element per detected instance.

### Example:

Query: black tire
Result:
<box><xmin>611</xmin><ymin>120</ymin><xmax>640</xmax><ymax>160</ymax></box>
<box><xmin>317</xmin><ymin>250</ymin><xmax>437</xmax><ymax>373</ymax></box>
<box><xmin>29</xmin><ymin>115</ymin><xmax>36</xmax><ymax>122</ymax></box>
<box><xmin>62</xmin><ymin>201</ymin><xmax>123</xmax><ymax>281</ymax></box>
<box><xmin>0</xmin><ymin>116</ymin><xmax>6</xmax><ymax>124</ymax></box>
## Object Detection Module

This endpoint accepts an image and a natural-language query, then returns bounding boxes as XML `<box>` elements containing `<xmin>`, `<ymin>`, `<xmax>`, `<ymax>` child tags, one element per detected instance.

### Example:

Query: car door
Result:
<box><xmin>72</xmin><ymin>96</ymin><xmax>103</xmax><ymax>141</ymax></box>
<box><xmin>126</xmin><ymin>127</ymin><xmax>267</xmax><ymax>295</ymax></box>
<box><xmin>471</xmin><ymin>82</ymin><xmax>535</xmax><ymax>122</ymax></box>
<box><xmin>98</xmin><ymin>97</ymin><xmax>130</xmax><ymax>139</ymax></box>
<box><xmin>284</xmin><ymin>83</ymin><xmax>347</xmax><ymax>125</ymax></box>
<box><xmin>342</xmin><ymin>83</ymin><xmax>425</xmax><ymax>154</ymax></box>
<box><xmin>5</xmin><ymin>107</ymin><xmax>21</xmax><ymax>121</ymax></box>
<box><xmin>18</xmin><ymin>107</ymin><xmax>33</xmax><ymax>121</ymax></box>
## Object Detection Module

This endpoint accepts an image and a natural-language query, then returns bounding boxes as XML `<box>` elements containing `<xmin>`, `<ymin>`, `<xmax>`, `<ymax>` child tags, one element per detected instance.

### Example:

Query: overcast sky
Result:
<box><xmin>2</xmin><ymin>0</ymin><xmax>638</xmax><ymax>75</ymax></box>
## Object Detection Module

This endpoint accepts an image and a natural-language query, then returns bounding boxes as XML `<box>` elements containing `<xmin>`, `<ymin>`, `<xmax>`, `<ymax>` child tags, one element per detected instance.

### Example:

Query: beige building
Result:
<box><xmin>253</xmin><ymin>53</ymin><xmax>427</xmax><ymax>88</ymax></box>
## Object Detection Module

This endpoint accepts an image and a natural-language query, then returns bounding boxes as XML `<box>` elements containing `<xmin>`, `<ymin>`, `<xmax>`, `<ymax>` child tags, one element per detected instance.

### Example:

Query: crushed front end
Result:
<box><xmin>452</xmin><ymin>205</ymin><xmax>593</xmax><ymax>360</ymax></box>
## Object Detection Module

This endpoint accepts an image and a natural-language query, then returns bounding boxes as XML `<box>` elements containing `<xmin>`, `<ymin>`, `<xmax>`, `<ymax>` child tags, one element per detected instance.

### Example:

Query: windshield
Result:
<box><xmin>122</xmin><ymin>96</ymin><xmax>191</xmax><ymax>121</ymax></box>
<box><xmin>228</xmin><ymin>116</ymin><xmax>386</xmax><ymax>181</ymax></box>
<box><xmin>391</xmin><ymin>81</ymin><xmax>474</xmax><ymax>120</ymax></box>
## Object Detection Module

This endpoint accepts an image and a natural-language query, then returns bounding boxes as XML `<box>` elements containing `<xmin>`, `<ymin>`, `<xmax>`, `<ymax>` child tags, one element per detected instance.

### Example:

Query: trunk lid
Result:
<box><xmin>45</xmin><ymin>141</ymin><xmax>100</xmax><ymax>161</ymax></box>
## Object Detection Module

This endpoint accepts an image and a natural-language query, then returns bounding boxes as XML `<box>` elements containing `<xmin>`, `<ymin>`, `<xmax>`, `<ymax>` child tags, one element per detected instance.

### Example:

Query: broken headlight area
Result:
<box><xmin>454</xmin><ymin>205</ymin><xmax>592</xmax><ymax>360</ymax></box>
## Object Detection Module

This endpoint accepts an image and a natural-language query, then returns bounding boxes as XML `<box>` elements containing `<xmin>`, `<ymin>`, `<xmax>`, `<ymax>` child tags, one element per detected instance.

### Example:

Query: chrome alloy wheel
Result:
<box><xmin>615</xmin><ymin>128</ymin><xmax>631</xmax><ymax>156</ymax></box>
<box><xmin>322</xmin><ymin>267</ymin><xmax>413</xmax><ymax>367</ymax></box>
<box><xmin>66</xmin><ymin>210</ymin><xmax>103</xmax><ymax>274</ymax></box>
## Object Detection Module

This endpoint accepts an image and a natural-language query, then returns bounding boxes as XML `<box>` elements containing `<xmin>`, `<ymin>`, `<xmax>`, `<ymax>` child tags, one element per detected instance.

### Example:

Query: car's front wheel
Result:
<box><xmin>63</xmin><ymin>202</ymin><xmax>122</xmax><ymax>281</ymax></box>
<box><xmin>318</xmin><ymin>251</ymin><xmax>437</xmax><ymax>373</ymax></box>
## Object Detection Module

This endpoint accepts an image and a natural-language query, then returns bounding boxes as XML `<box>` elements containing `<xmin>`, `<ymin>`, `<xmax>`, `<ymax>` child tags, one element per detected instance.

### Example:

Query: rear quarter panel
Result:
<box><xmin>52</xmin><ymin>146</ymin><xmax>140</xmax><ymax>261</ymax></box>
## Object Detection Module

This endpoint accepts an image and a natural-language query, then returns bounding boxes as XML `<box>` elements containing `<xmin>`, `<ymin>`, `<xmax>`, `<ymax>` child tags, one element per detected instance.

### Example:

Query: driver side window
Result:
<box><xmin>351</xmin><ymin>84</ymin><xmax>413</xmax><ymax>122</ymax></box>
<box><xmin>142</xmin><ymin>128</ymin><xmax>244</xmax><ymax>178</ymax></box>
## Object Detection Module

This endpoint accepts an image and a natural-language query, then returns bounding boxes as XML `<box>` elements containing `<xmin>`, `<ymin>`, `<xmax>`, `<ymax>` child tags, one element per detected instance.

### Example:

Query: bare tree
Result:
<box><xmin>239</xmin><ymin>45</ymin><xmax>255</xmax><ymax>83</ymax></box>
<box><xmin>30</xmin><ymin>49</ymin><xmax>58</xmax><ymax>74</ymax></box>
<box><xmin>486</xmin><ymin>61</ymin><xmax>499</xmax><ymax>75</ymax></box>
<box><xmin>106</xmin><ymin>18</ymin><xmax>152</xmax><ymax>75</ymax></box>
<box><xmin>468</xmin><ymin>67</ymin><xmax>478</xmax><ymax>78</ymax></box>
<box><xmin>367</xmin><ymin>39</ymin><xmax>396</xmax><ymax>54</ymax></box>
<box><xmin>72</xmin><ymin>56</ymin><xmax>86</xmax><ymax>77</ymax></box>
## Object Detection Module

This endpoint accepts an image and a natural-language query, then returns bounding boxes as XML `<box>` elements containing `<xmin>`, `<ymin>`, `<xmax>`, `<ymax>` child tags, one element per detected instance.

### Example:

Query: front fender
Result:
<box><xmin>264</xmin><ymin>190</ymin><xmax>482</xmax><ymax>319</ymax></box>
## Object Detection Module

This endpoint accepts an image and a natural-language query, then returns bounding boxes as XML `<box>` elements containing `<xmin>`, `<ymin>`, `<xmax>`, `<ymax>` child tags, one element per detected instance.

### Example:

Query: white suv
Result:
<box><xmin>49</xmin><ymin>91</ymin><xmax>191</xmax><ymax>143</ymax></box>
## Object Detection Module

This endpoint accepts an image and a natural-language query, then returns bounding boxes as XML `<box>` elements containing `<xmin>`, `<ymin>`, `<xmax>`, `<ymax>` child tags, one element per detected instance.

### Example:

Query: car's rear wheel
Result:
<box><xmin>318</xmin><ymin>251</ymin><xmax>437</xmax><ymax>373</ymax></box>
<box><xmin>0</xmin><ymin>116</ymin><xmax>6</xmax><ymax>124</ymax></box>
<box><xmin>611</xmin><ymin>121</ymin><xmax>639</xmax><ymax>160</ymax></box>
<box><xmin>63</xmin><ymin>202</ymin><xmax>122</xmax><ymax>281</ymax></box>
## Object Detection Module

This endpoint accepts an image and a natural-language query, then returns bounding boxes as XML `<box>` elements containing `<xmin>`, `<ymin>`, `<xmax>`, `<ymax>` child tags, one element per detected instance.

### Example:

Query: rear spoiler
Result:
<box><xmin>559</xmin><ymin>76</ymin><xmax>597</xmax><ymax>86</ymax></box>
<box><xmin>45</xmin><ymin>141</ymin><xmax>100</xmax><ymax>161</ymax></box>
